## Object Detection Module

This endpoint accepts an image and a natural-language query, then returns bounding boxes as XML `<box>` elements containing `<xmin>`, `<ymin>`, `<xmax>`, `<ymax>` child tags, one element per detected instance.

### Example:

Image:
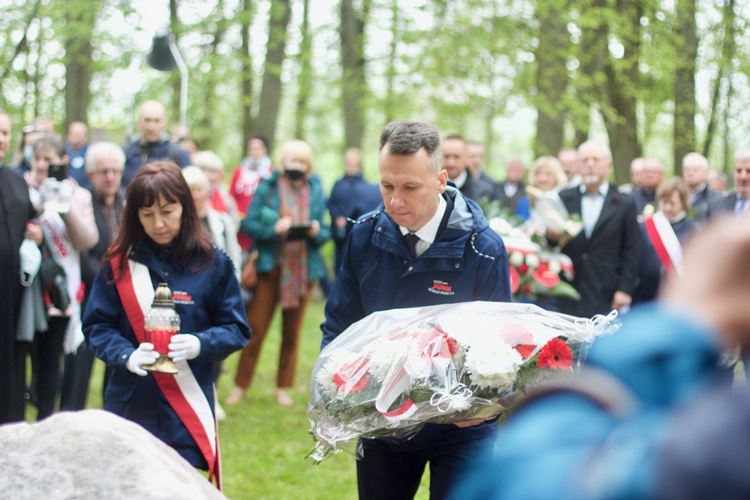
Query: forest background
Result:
<box><xmin>1</xmin><ymin>0</ymin><xmax>749</xmax><ymax>188</ymax></box>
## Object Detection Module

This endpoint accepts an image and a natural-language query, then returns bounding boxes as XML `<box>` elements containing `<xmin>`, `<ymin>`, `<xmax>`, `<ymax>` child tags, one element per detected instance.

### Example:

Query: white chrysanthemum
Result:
<box><xmin>365</xmin><ymin>337</ymin><xmax>417</xmax><ymax>381</ymax></box>
<box><xmin>464</xmin><ymin>342</ymin><xmax>522</xmax><ymax>389</ymax></box>
<box><xmin>548</xmin><ymin>258</ymin><xmax>562</xmax><ymax>275</ymax></box>
<box><xmin>525</xmin><ymin>253</ymin><xmax>540</xmax><ymax>269</ymax></box>
<box><xmin>315</xmin><ymin>349</ymin><xmax>360</xmax><ymax>399</ymax></box>
<box><xmin>509</xmin><ymin>251</ymin><xmax>525</xmax><ymax>268</ymax></box>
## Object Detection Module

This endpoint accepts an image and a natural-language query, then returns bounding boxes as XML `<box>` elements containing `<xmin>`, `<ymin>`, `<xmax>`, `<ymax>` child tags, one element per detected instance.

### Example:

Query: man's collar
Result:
<box><xmin>580</xmin><ymin>181</ymin><xmax>609</xmax><ymax>197</ymax></box>
<box><xmin>451</xmin><ymin>169</ymin><xmax>468</xmax><ymax>189</ymax></box>
<box><xmin>400</xmin><ymin>194</ymin><xmax>447</xmax><ymax>244</ymax></box>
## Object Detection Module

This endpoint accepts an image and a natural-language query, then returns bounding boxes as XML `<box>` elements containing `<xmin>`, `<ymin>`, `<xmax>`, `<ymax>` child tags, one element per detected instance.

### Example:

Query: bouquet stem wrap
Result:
<box><xmin>307</xmin><ymin>301</ymin><xmax>618</xmax><ymax>463</ymax></box>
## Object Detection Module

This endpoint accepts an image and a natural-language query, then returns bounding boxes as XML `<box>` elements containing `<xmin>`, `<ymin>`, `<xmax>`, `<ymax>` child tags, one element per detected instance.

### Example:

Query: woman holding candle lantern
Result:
<box><xmin>83</xmin><ymin>161</ymin><xmax>250</xmax><ymax>482</ymax></box>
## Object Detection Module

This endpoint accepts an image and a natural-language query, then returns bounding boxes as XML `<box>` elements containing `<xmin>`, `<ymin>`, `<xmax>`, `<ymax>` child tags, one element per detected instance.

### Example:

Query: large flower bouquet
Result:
<box><xmin>481</xmin><ymin>196</ymin><xmax>581</xmax><ymax>302</ymax></box>
<box><xmin>307</xmin><ymin>302</ymin><xmax>617</xmax><ymax>462</ymax></box>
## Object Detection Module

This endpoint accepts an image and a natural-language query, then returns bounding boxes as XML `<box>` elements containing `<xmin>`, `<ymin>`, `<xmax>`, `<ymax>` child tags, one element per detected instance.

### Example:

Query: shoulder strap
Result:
<box><xmin>513</xmin><ymin>366</ymin><xmax>638</xmax><ymax>419</ymax></box>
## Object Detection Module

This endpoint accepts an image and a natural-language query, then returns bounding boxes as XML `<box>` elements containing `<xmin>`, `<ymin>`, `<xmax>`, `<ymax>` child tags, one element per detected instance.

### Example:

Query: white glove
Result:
<box><xmin>126</xmin><ymin>342</ymin><xmax>159</xmax><ymax>376</ymax></box>
<box><xmin>168</xmin><ymin>334</ymin><xmax>201</xmax><ymax>362</ymax></box>
<box><xmin>38</xmin><ymin>178</ymin><xmax>60</xmax><ymax>204</ymax></box>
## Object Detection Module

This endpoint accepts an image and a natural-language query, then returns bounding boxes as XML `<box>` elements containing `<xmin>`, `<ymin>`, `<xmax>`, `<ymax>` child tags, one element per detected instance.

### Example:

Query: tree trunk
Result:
<box><xmin>572</xmin><ymin>0</ymin><xmax>607</xmax><ymax>147</ymax></box>
<box><xmin>294</xmin><ymin>0</ymin><xmax>312</xmax><ymax>140</ymax></box>
<box><xmin>251</xmin><ymin>0</ymin><xmax>292</xmax><ymax>150</ymax></box>
<box><xmin>64</xmin><ymin>2</ymin><xmax>99</xmax><ymax>127</ymax></box>
<box><xmin>534</xmin><ymin>0</ymin><xmax>569</xmax><ymax>157</ymax></box>
<box><xmin>195</xmin><ymin>0</ymin><xmax>228</xmax><ymax>149</ymax></box>
<box><xmin>240</xmin><ymin>0</ymin><xmax>254</xmax><ymax>154</ymax></box>
<box><xmin>672</xmin><ymin>0</ymin><xmax>697</xmax><ymax>177</ymax></box>
<box><xmin>383</xmin><ymin>0</ymin><xmax>399</xmax><ymax>124</ymax></box>
<box><xmin>601</xmin><ymin>0</ymin><xmax>642</xmax><ymax>184</ymax></box>
<box><xmin>340</xmin><ymin>0</ymin><xmax>370</xmax><ymax>150</ymax></box>
<box><xmin>702</xmin><ymin>0</ymin><xmax>735</xmax><ymax>159</ymax></box>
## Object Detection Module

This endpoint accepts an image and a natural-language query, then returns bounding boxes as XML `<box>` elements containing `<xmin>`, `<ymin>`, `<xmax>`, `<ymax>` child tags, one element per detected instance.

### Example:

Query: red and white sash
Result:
<box><xmin>644</xmin><ymin>212</ymin><xmax>683</xmax><ymax>277</ymax></box>
<box><xmin>111</xmin><ymin>255</ymin><xmax>222</xmax><ymax>489</ymax></box>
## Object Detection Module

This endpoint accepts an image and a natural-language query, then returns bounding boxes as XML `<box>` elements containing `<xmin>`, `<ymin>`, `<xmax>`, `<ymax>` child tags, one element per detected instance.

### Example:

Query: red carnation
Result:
<box><xmin>508</xmin><ymin>265</ymin><xmax>520</xmax><ymax>294</ymax></box>
<box><xmin>333</xmin><ymin>359</ymin><xmax>371</xmax><ymax>394</ymax></box>
<box><xmin>514</xmin><ymin>344</ymin><xmax>536</xmax><ymax>357</ymax></box>
<box><xmin>537</xmin><ymin>338</ymin><xmax>573</xmax><ymax>370</ymax></box>
<box><xmin>533</xmin><ymin>263</ymin><xmax>561</xmax><ymax>288</ymax></box>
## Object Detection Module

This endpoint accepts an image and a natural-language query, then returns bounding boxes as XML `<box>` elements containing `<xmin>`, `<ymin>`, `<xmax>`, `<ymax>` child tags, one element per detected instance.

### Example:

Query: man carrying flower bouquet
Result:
<box><xmin>321</xmin><ymin>120</ymin><xmax>511</xmax><ymax>499</ymax></box>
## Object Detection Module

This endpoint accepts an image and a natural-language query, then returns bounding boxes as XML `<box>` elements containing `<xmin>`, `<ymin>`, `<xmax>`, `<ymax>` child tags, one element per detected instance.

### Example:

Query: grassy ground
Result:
<box><xmin>78</xmin><ymin>294</ymin><xmax>430</xmax><ymax>499</ymax></box>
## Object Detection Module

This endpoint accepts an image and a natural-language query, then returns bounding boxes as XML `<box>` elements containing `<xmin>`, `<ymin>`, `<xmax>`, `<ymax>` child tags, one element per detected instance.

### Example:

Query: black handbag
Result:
<box><xmin>38</xmin><ymin>241</ymin><xmax>71</xmax><ymax>312</ymax></box>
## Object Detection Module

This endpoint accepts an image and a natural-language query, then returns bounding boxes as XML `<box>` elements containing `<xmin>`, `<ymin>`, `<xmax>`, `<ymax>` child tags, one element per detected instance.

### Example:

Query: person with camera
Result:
<box><xmin>226</xmin><ymin>140</ymin><xmax>330</xmax><ymax>407</ymax></box>
<box><xmin>21</xmin><ymin>133</ymin><xmax>98</xmax><ymax>420</ymax></box>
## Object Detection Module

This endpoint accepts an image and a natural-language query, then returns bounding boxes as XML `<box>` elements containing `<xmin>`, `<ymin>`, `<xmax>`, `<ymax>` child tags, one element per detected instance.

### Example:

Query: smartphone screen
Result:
<box><xmin>48</xmin><ymin>163</ymin><xmax>68</xmax><ymax>182</ymax></box>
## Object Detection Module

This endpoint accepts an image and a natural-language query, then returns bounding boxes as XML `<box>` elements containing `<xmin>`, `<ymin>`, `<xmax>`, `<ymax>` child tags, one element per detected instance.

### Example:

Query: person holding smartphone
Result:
<box><xmin>21</xmin><ymin>133</ymin><xmax>98</xmax><ymax>420</ymax></box>
<box><xmin>227</xmin><ymin>140</ymin><xmax>330</xmax><ymax>407</ymax></box>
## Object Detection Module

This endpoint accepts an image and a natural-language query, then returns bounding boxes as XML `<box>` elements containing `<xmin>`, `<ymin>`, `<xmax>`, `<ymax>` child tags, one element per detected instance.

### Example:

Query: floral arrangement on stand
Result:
<box><xmin>481</xmin><ymin>196</ymin><xmax>582</xmax><ymax>303</ymax></box>
<box><xmin>307</xmin><ymin>301</ymin><xmax>617</xmax><ymax>463</ymax></box>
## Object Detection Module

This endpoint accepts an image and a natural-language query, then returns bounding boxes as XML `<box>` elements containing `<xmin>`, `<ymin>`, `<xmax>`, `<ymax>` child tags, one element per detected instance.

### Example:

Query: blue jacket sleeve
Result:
<box><xmin>82</xmin><ymin>264</ymin><xmax>138</xmax><ymax>371</ymax></box>
<box><xmin>320</xmin><ymin>235</ymin><xmax>365</xmax><ymax>349</ymax></box>
<box><xmin>194</xmin><ymin>253</ymin><xmax>251</xmax><ymax>361</ymax></box>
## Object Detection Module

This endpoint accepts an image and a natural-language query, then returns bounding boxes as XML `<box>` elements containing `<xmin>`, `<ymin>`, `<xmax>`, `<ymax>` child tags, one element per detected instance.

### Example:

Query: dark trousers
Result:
<box><xmin>234</xmin><ymin>267</ymin><xmax>312</xmax><ymax>389</ymax></box>
<box><xmin>32</xmin><ymin>316</ymin><xmax>68</xmax><ymax>420</ymax></box>
<box><xmin>356</xmin><ymin>437</ymin><xmax>489</xmax><ymax>500</ymax></box>
<box><xmin>59</xmin><ymin>341</ymin><xmax>95</xmax><ymax>411</ymax></box>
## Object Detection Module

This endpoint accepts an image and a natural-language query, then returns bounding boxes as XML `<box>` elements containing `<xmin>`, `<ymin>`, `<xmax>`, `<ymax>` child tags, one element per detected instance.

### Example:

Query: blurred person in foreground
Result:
<box><xmin>227</xmin><ymin>140</ymin><xmax>330</xmax><ymax>407</ymax></box>
<box><xmin>60</xmin><ymin>141</ymin><xmax>126</xmax><ymax>411</ymax></box>
<box><xmin>322</xmin><ymin>121</ymin><xmax>511</xmax><ymax>499</ymax></box>
<box><xmin>21</xmin><ymin>134</ymin><xmax>99</xmax><ymax>420</ymax></box>
<box><xmin>453</xmin><ymin>211</ymin><xmax>750</xmax><ymax>499</ymax></box>
<box><xmin>82</xmin><ymin>161</ymin><xmax>250</xmax><ymax>479</ymax></box>
<box><xmin>328</xmin><ymin>147</ymin><xmax>381</xmax><ymax>276</ymax></box>
<box><xmin>0</xmin><ymin>109</ymin><xmax>37</xmax><ymax>423</ymax></box>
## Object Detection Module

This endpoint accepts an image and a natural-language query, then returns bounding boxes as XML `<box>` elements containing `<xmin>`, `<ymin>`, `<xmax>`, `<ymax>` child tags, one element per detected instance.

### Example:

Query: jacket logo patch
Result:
<box><xmin>428</xmin><ymin>280</ymin><xmax>454</xmax><ymax>296</ymax></box>
<box><xmin>173</xmin><ymin>291</ymin><xmax>194</xmax><ymax>305</ymax></box>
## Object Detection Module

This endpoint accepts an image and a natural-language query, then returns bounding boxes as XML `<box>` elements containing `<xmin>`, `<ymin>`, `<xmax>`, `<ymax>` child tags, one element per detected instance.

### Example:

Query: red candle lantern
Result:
<box><xmin>142</xmin><ymin>282</ymin><xmax>180</xmax><ymax>374</ymax></box>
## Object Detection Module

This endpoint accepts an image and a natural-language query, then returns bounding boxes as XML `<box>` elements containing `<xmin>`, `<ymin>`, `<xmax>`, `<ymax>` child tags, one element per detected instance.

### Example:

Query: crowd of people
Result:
<box><xmin>1</xmin><ymin>100</ymin><xmax>749</xmax><ymax>497</ymax></box>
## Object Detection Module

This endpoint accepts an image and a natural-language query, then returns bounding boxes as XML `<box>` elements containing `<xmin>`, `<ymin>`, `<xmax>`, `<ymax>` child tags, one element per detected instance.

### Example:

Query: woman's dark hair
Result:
<box><xmin>105</xmin><ymin>161</ymin><xmax>214</xmax><ymax>280</ymax></box>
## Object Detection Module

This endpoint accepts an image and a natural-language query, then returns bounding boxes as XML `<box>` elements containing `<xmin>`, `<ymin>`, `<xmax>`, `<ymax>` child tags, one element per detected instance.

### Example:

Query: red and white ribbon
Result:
<box><xmin>112</xmin><ymin>255</ymin><xmax>221</xmax><ymax>490</ymax></box>
<box><xmin>644</xmin><ymin>212</ymin><xmax>683</xmax><ymax>277</ymax></box>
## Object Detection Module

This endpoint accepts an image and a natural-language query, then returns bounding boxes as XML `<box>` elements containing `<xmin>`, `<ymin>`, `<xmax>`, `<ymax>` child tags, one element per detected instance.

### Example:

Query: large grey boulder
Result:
<box><xmin>0</xmin><ymin>409</ymin><xmax>225</xmax><ymax>499</ymax></box>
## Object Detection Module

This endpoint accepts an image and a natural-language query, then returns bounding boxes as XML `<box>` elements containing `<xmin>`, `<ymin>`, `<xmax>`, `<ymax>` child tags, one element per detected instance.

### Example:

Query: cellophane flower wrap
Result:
<box><xmin>307</xmin><ymin>301</ymin><xmax>617</xmax><ymax>462</ymax></box>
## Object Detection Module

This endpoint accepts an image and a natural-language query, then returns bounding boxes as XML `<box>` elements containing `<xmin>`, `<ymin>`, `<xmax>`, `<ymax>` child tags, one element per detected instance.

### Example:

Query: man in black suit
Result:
<box><xmin>706</xmin><ymin>150</ymin><xmax>750</xmax><ymax>220</ymax></box>
<box><xmin>60</xmin><ymin>141</ymin><xmax>126</xmax><ymax>410</ymax></box>
<box><xmin>0</xmin><ymin>110</ymin><xmax>38</xmax><ymax>423</ymax></box>
<box><xmin>553</xmin><ymin>140</ymin><xmax>641</xmax><ymax>318</ymax></box>
<box><xmin>442</xmin><ymin>135</ymin><xmax>497</xmax><ymax>202</ymax></box>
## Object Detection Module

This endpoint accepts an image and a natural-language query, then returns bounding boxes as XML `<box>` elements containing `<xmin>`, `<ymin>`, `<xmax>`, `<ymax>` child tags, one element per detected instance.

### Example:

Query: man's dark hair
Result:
<box><xmin>444</xmin><ymin>133</ymin><xmax>465</xmax><ymax>144</ymax></box>
<box><xmin>379</xmin><ymin>120</ymin><xmax>442</xmax><ymax>173</ymax></box>
<box><xmin>247</xmin><ymin>133</ymin><xmax>270</xmax><ymax>153</ymax></box>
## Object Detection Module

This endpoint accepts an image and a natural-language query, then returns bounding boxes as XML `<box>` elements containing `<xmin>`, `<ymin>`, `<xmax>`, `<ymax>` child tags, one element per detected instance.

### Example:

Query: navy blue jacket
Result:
<box><xmin>321</xmin><ymin>186</ymin><xmax>511</xmax><ymax>451</ymax></box>
<box><xmin>82</xmin><ymin>241</ymin><xmax>250</xmax><ymax>468</ymax></box>
<box><xmin>327</xmin><ymin>173</ymin><xmax>381</xmax><ymax>244</ymax></box>
<box><xmin>122</xmin><ymin>134</ymin><xmax>191</xmax><ymax>186</ymax></box>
